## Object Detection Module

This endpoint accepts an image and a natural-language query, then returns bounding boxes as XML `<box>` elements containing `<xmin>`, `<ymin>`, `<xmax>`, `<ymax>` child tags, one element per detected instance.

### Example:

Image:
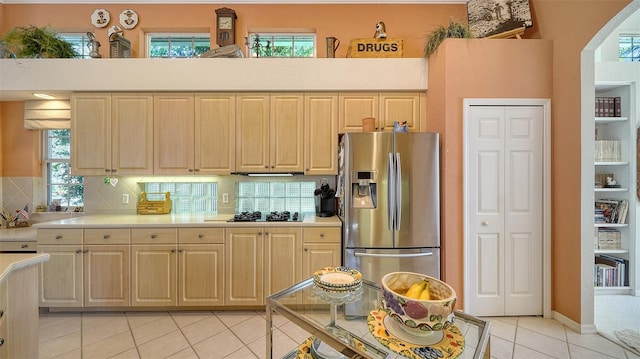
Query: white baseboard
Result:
<box><xmin>552</xmin><ymin>310</ymin><xmax>597</xmax><ymax>334</ymax></box>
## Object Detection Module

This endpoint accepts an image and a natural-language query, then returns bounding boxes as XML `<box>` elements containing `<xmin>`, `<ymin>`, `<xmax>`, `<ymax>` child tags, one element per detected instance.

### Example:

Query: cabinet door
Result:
<box><xmin>225</xmin><ymin>228</ymin><xmax>263</xmax><ymax>305</ymax></box>
<box><xmin>112</xmin><ymin>93</ymin><xmax>154</xmax><ymax>175</ymax></box>
<box><xmin>379</xmin><ymin>92</ymin><xmax>421</xmax><ymax>132</ymax></box>
<box><xmin>154</xmin><ymin>93</ymin><xmax>195</xmax><ymax>175</ymax></box>
<box><xmin>178</xmin><ymin>244</ymin><xmax>224</xmax><ymax>306</ymax></box>
<box><xmin>305</xmin><ymin>93</ymin><xmax>338</xmax><ymax>175</ymax></box>
<box><xmin>38</xmin><ymin>245</ymin><xmax>83</xmax><ymax>307</ymax></box>
<box><xmin>84</xmin><ymin>245</ymin><xmax>130</xmax><ymax>307</ymax></box>
<box><xmin>131</xmin><ymin>245</ymin><xmax>177</xmax><ymax>306</ymax></box>
<box><xmin>195</xmin><ymin>93</ymin><xmax>236</xmax><ymax>174</ymax></box>
<box><xmin>71</xmin><ymin>93</ymin><xmax>111</xmax><ymax>175</ymax></box>
<box><xmin>7</xmin><ymin>266</ymin><xmax>39</xmax><ymax>359</ymax></box>
<box><xmin>338</xmin><ymin>93</ymin><xmax>378</xmax><ymax>133</ymax></box>
<box><xmin>271</xmin><ymin>94</ymin><xmax>304</xmax><ymax>172</ymax></box>
<box><xmin>264</xmin><ymin>228</ymin><xmax>302</xmax><ymax>303</ymax></box>
<box><xmin>236</xmin><ymin>94</ymin><xmax>270</xmax><ymax>172</ymax></box>
<box><xmin>302</xmin><ymin>243</ymin><xmax>342</xmax><ymax>280</ymax></box>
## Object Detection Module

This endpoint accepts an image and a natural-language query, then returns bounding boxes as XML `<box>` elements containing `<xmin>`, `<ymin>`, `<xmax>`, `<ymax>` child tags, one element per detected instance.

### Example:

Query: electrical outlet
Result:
<box><xmin>222</xmin><ymin>193</ymin><xmax>229</xmax><ymax>203</ymax></box>
<box><xmin>122</xmin><ymin>194</ymin><xmax>129</xmax><ymax>204</ymax></box>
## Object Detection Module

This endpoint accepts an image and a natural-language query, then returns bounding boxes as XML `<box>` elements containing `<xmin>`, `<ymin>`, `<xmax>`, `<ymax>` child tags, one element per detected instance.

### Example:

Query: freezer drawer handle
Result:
<box><xmin>354</xmin><ymin>251</ymin><xmax>433</xmax><ymax>258</ymax></box>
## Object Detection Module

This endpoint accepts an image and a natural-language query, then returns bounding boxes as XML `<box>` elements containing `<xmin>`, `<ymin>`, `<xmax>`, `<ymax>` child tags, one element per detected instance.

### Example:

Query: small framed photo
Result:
<box><xmin>467</xmin><ymin>0</ymin><xmax>533</xmax><ymax>38</ymax></box>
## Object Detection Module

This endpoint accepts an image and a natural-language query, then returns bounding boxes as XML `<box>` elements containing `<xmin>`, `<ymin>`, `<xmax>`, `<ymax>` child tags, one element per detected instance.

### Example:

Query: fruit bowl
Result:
<box><xmin>381</xmin><ymin>272</ymin><xmax>457</xmax><ymax>337</ymax></box>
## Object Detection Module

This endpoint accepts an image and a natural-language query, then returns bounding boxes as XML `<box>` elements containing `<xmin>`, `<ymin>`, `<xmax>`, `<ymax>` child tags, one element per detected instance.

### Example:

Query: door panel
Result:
<box><xmin>466</xmin><ymin>105</ymin><xmax>543</xmax><ymax>316</ymax></box>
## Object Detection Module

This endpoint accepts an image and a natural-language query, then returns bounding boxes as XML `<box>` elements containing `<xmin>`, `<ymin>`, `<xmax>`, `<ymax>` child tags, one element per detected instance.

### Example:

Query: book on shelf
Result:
<box><xmin>594</xmin><ymin>199</ymin><xmax>628</xmax><ymax>224</ymax></box>
<box><xmin>595</xmin><ymin>96</ymin><xmax>622</xmax><ymax>117</ymax></box>
<box><xmin>594</xmin><ymin>140</ymin><xmax>621</xmax><ymax>162</ymax></box>
<box><xmin>595</xmin><ymin>254</ymin><xmax>629</xmax><ymax>287</ymax></box>
<box><xmin>596</xmin><ymin>228</ymin><xmax>621</xmax><ymax>249</ymax></box>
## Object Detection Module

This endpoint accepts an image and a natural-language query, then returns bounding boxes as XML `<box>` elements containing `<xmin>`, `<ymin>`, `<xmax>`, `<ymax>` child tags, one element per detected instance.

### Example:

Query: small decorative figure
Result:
<box><xmin>374</xmin><ymin>21</ymin><xmax>387</xmax><ymax>39</ymax></box>
<box><xmin>393</xmin><ymin>121</ymin><xmax>408</xmax><ymax>132</ymax></box>
<box><xmin>607</xmin><ymin>176</ymin><xmax>617</xmax><ymax>186</ymax></box>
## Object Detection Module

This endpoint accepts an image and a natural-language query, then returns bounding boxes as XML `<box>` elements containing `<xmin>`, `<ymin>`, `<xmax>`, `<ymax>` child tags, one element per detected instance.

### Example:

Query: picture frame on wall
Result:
<box><xmin>467</xmin><ymin>0</ymin><xmax>533</xmax><ymax>38</ymax></box>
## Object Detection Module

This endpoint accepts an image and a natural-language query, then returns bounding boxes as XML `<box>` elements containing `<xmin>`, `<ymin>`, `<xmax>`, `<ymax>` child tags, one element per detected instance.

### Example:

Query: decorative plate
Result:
<box><xmin>312</xmin><ymin>284</ymin><xmax>363</xmax><ymax>304</ymax></box>
<box><xmin>313</xmin><ymin>266</ymin><xmax>362</xmax><ymax>291</ymax></box>
<box><xmin>367</xmin><ymin>308</ymin><xmax>465</xmax><ymax>359</ymax></box>
<box><xmin>91</xmin><ymin>8</ymin><xmax>110</xmax><ymax>28</ymax></box>
<box><xmin>294</xmin><ymin>335</ymin><xmax>367</xmax><ymax>359</ymax></box>
<box><xmin>119</xmin><ymin>9</ymin><xmax>139</xmax><ymax>30</ymax></box>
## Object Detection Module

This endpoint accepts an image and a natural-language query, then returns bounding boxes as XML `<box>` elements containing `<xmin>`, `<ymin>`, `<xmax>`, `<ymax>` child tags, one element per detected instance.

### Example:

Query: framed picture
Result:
<box><xmin>467</xmin><ymin>0</ymin><xmax>533</xmax><ymax>38</ymax></box>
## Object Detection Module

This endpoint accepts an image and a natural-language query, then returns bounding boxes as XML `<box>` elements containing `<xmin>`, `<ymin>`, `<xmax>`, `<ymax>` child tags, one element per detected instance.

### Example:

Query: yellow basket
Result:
<box><xmin>137</xmin><ymin>192</ymin><xmax>172</xmax><ymax>215</ymax></box>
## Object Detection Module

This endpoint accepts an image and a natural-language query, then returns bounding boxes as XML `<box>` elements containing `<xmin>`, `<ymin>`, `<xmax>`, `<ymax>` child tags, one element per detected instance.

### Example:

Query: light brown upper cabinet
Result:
<box><xmin>338</xmin><ymin>92</ymin><xmax>424</xmax><ymax>133</ymax></box>
<box><xmin>304</xmin><ymin>93</ymin><xmax>338</xmax><ymax>175</ymax></box>
<box><xmin>71</xmin><ymin>93</ymin><xmax>154</xmax><ymax>176</ymax></box>
<box><xmin>236</xmin><ymin>93</ymin><xmax>304</xmax><ymax>173</ymax></box>
<box><xmin>154</xmin><ymin>93</ymin><xmax>235</xmax><ymax>175</ymax></box>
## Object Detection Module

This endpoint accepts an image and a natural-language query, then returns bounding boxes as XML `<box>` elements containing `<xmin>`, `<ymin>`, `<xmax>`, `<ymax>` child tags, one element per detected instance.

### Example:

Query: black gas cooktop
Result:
<box><xmin>228</xmin><ymin>211</ymin><xmax>303</xmax><ymax>222</ymax></box>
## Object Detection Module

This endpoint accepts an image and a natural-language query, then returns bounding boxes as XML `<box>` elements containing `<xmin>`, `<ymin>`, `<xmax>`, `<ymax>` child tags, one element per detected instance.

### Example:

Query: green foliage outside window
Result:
<box><xmin>619</xmin><ymin>35</ymin><xmax>640</xmax><ymax>62</ymax></box>
<box><xmin>46</xmin><ymin>130</ymin><xmax>83</xmax><ymax>207</ymax></box>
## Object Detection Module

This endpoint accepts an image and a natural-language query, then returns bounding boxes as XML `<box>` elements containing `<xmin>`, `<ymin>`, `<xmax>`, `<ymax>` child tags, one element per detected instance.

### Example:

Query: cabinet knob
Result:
<box><xmin>265</xmin><ymin>232</ymin><xmax>269</xmax><ymax>235</ymax></box>
<box><xmin>258</xmin><ymin>232</ymin><xmax>262</xmax><ymax>235</ymax></box>
<box><xmin>264</xmin><ymin>166</ymin><xmax>269</xmax><ymax>169</ymax></box>
<box><xmin>304</xmin><ymin>248</ymin><xmax>308</xmax><ymax>252</ymax></box>
<box><xmin>75</xmin><ymin>249</ymin><xmax>82</xmax><ymax>254</ymax></box>
<box><xmin>171</xmin><ymin>249</ymin><xmax>176</xmax><ymax>253</ymax></box>
<box><xmin>111</xmin><ymin>169</ymin><xmax>117</xmax><ymax>173</ymax></box>
<box><xmin>83</xmin><ymin>249</ymin><xmax>89</xmax><ymax>253</ymax></box>
<box><xmin>178</xmin><ymin>249</ymin><xmax>184</xmax><ymax>253</ymax></box>
<box><xmin>103</xmin><ymin>234</ymin><xmax>110</xmax><ymax>240</ymax></box>
<box><xmin>0</xmin><ymin>337</ymin><xmax>4</xmax><ymax>346</ymax></box>
<box><xmin>21</xmin><ymin>244</ymin><xmax>28</xmax><ymax>249</ymax></box>
<box><xmin>150</xmin><ymin>234</ymin><xmax>157</xmax><ymax>239</ymax></box>
<box><xmin>194</xmin><ymin>169</ymin><xmax>200</xmax><ymax>172</ymax></box>
<box><xmin>55</xmin><ymin>235</ymin><xmax>62</xmax><ymax>240</ymax></box>
<box><xmin>320</xmin><ymin>233</ymin><xmax>324</xmax><ymax>238</ymax></box>
<box><xmin>0</xmin><ymin>309</ymin><xmax>4</xmax><ymax>318</ymax></box>
<box><xmin>198</xmin><ymin>234</ymin><xmax>204</xmax><ymax>239</ymax></box>
<box><xmin>482</xmin><ymin>221</ymin><xmax>489</xmax><ymax>226</ymax></box>
<box><xmin>188</xmin><ymin>169</ymin><xmax>194</xmax><ymax>172</ymax></box>
<box><xmin>104</xmin><ymin>169</ymin><xmax>110</xmax><ymax>173</ymax></box>
<box><xmin>271</xmin><ymin>166</ymin><xmax>275</xmax><ymax>169</ymax></box>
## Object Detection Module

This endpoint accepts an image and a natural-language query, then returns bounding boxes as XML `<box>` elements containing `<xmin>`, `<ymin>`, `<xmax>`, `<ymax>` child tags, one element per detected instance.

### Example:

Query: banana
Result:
<box><xmin>419</xmin><ymin>280</ymin><xmax>431</xmax><ymax>300</ymax></box>
<box><xmin>405</xmin><ymin>280</ymin><xmax>427</xmax><ymax>299</ymax></box>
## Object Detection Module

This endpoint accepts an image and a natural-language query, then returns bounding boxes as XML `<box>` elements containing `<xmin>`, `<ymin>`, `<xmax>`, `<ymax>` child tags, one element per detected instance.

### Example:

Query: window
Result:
<box><xmin>147</xmin><ymin>33</ymin><xmax>210</xmax><ymax>58</ymax></box>
<box><xmin>619</xmin><ymin>35</ymin><xmax>640</xmax><ymax>62</ymax></box>
<box><xmin>44</xmin><ymin>130</ymin><xmax>84</xmax><ymax>207</ymax></box>
<box><xmin>246</xmin><ymin>33</ymin><xmax>315</xmax><ymax>58</ymax></box>
<box><xmin>60</xmin><ymin>33</ymin><xmax>92</xmax><ymax>59</ymax></box>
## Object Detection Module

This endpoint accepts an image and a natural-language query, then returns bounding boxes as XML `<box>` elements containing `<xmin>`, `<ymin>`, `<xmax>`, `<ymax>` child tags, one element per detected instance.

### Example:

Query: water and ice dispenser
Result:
<box><xmin>351</xmin><ymin>171</ymin><xmax>377</xmax><ymax>209</ymax></box>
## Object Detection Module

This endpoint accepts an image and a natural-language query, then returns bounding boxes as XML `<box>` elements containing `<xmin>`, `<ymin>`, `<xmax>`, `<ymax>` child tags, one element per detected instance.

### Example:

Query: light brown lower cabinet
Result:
<box><xmin>38</xmin><ymin>244</ymin><xmax>83</xmax><ymax>307</ymax></box>
<box><xmin>178</xmin><ymin>244</ymin><xmax>225</xmax><ymax>306</ymax></box>
<box><xmin>264</xmin><ymin>228</ymin><xmax>303</xmax><ymax>304</ymax></box>
<box><xmin>225</xmin><ymin>227</ymin><xmax>264</xmax><ymax>306</ymax></box>
<box><xmin>131</xmin><ymin>244</ymin><xmax>177</xmax><ymax>307</ymax></box>
<box><xmin>84</xmin><ymin>245</ymin><xmax>130</xmax><ymax>307</ymax></box>
<box><xmin>1</xmin><ymin>265</ymin><xmax>39</xmax><ymax>358</ymax></box>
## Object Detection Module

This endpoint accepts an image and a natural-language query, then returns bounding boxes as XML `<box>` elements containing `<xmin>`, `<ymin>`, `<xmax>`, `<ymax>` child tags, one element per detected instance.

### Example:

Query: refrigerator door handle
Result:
<box><xmin>388</xmin><ymin>152</ymin><xmax>395</xmax><ymax>231</ymax></box>
<box><xmin>354</xmin><ymin>251</ymin><xmax>434</xmax><ymax>258</ymax></box>
<box><xmin>395</xmin><ymin>152</ymin><xmax>402</xmax><ymax>230</ymax></box>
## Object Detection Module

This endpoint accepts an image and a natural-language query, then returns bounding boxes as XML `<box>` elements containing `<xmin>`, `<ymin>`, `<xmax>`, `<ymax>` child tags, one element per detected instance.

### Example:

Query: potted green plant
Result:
<box><xmin>2</xmin><ymin>25</ymin><xmax>77</xmax><ymax>58</ymax></box>
<box><xmin>423</xmin><ymin>19</ymin><xmax>474</xmax><ymax>59</ymax></box>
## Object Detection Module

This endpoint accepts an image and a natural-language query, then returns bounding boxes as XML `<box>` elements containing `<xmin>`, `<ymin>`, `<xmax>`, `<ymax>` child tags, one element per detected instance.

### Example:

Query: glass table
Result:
<box><xmin>266</xmin><ymin>277</ymin><xmax>491</xmax><ymax>359</ymax></box>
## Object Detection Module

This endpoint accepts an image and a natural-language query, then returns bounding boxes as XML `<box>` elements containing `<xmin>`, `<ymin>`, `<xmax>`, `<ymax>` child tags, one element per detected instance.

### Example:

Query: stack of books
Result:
<box><xmin>594</xmin><ymin>199</ymin><xmax>629</xmax><ymax>224</ymax></box>
<box><xmin>595</xmin><ymin>228</ymin><xmax>621</xmax><ymax>249</ymax></box>
<box><xmin>594</xmin><ymin>140</ymin><xmax>622</xmax><ymax>162</ymax></box>
<box><xmin>595</xmin><ymin>96</ymin><xmax>622</xmax><ymax>117</ymax></box>
<box><xmin>594</xmin><ymin>254</ymin><xmax>628</xmax><ymax>287</ymax></box>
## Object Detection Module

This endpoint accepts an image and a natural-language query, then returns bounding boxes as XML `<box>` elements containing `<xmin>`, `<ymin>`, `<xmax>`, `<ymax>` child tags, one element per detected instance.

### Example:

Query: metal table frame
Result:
<box><xmin>266</xmin><ymin>277</ymin><xmax>491</xmax><ymax>359</ymax></box>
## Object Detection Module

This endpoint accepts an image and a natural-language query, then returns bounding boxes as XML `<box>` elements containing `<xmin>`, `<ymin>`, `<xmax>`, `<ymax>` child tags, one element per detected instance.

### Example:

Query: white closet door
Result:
<box><xmin>466</xmin><ymin>105</ymin><xmax>543</xmax><ymax>316</ymax></box>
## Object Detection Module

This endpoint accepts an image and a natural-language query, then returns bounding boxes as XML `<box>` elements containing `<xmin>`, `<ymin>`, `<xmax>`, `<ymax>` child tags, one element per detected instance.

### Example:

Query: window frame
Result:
<box><xmin>146</xmin><ymin>32</ymin><xmax>211</xmax><ymax>58</ymax></box>
<box><xmin>246</xmin><ymin>31</ymin><xmax>316</xmax><ymax>58</ymax></box>
<box><xmin>619</xmin><ymin>34</ymin><xmax>640</xmax><ymax>62</ymax></box>
<box><xmin>43</xmin><ymin>129</ymin><xmax>84</xmax><ymax>208</ymax></box>
<box><xmin>59</xmin><ymin>33</ymin><xmax>92</xmax><ymax>59</ymax></box>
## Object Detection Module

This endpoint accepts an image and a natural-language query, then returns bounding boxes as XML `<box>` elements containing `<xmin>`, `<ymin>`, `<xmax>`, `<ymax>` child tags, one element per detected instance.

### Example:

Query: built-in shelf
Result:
<box><xmin>595</xmin><ymin>249</ymin><xmax>629</xmax><ymax>255</ymax></box>
<box><xmin>595</xmin><ymin>223</ymin><xmax>628</xmax><ymax>228</ymax></box>
<box><xmin>594</xmin><ymin>286</ymin><xmax>632</xmax><ymax>295</ymax></box>
<box><xmin>595</xmin><ymin>161</ymin><xmax>629</xmax><ymax>166</ymax></box>
<box><xmin>595</xmin><ymin>116</ymin><xmax>629</xmax><ymax>124</ymax></box>
<box><xmin>595</xmin><ymin>187</ymin><xmax>628</xmax><ymax>192</ymax></box>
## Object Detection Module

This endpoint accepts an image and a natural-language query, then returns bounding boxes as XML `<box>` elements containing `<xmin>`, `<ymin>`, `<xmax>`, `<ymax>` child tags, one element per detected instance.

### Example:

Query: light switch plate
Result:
<box><xmin>222</xmin><ymin>193</ymin><xmax>229</xmax><ymax>203</ymax></box>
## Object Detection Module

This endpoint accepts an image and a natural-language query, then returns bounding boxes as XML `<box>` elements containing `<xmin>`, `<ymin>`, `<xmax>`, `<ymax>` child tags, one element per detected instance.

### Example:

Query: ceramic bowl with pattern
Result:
<box><xmin>381</xmin><ymin>272</ymin><xmax>457</xmax><ymax>337</ymax></box>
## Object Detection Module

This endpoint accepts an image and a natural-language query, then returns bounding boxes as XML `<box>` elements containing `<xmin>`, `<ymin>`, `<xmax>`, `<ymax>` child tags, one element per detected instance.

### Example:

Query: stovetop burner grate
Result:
<box><xmin>228</xmin><ymin>211</ymin><xmax>302</xmax><ymax>222</ymax></box>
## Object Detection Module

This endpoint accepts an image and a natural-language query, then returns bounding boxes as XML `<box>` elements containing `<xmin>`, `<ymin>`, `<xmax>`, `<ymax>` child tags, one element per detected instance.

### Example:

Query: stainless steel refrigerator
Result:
<box><xmin>339</xmin><ymin>132</ymin><xmax>440</xmax><ymax>285</ymax></box>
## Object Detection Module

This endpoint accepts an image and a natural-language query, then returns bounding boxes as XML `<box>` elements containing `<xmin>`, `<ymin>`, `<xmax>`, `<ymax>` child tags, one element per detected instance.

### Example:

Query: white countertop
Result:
<box><xmin>0</xmin><ymin>253</ymin><xmax>50</xmax><ymax>283</ymax></box>
<box><xmin>33</xmin><ymin>214</ymin><xmax>342</xmax><ymax>228</ymax></box>
<box><xmin>0</xmin><ymin>227</ymin><xmax>37</xmax><ymax>242</ymax></box>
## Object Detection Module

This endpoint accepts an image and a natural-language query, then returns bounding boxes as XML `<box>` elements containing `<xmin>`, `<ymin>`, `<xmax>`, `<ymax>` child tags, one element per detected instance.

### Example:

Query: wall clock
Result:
<box><xmin>215</xmin><ymin>7</ymin><xmax>237</xmax><ymax>47</ymax></box>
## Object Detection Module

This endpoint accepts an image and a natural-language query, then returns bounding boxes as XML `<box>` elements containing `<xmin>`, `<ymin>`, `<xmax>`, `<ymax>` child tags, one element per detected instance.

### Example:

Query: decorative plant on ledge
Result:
<box><xmin>2</xmin><ymin>25</ymin><xmax>77</xmax><ymax>58</ymax></box>
<box><xmin>423</xmin><ymin>19</ymin><xmax>474</xmax><ymax>59</ymax></box>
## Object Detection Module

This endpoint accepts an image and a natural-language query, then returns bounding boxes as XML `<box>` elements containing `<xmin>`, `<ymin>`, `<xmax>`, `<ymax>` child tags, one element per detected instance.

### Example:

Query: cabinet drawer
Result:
<box><xmin>131</xmin><ymin>228</ymin><xmax>177</xmax><ymax>244</ymax></box>
<box><xmin>37</xmin><ymin>229</ymin><xmax>83</xmax><ymax>245</ymax></box>
<box><xmin>84</xmin><ymin>229</ymin><xmax>130</xmax><ymax>245</ymax></box>
<box><xmin>178</xmin><ymin>228</ymin><xmax>224</xmax><ymax>244</ymax></box>
<box><xmin>0</xmin><ymin>241</ymin><xmax>36</xmax><ymax>252</ymax></box>
<box><xmin>303</xmin><ymin>227</ymin><xmax>341</xmax><ymax>243</ymax></box>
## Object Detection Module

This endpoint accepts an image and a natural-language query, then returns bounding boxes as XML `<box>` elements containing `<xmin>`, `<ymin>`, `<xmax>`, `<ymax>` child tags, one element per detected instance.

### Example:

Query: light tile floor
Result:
<box><xmin>38</xmin><ymin>310</ymin><xmax>638</xmax><ymax>359</ymax></box>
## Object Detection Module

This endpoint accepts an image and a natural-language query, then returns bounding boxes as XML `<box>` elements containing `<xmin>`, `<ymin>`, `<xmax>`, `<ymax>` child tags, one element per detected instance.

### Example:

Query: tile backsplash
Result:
<box><xmin>1</xmin><ymin>175</ymin><xmax>335</xmax><ymax>217</ymax></box>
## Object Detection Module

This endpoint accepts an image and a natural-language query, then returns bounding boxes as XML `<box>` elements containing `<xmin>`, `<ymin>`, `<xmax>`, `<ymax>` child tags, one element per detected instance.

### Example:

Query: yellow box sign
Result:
<box><xmin>347</xmin><ymin>38</ymin><xmax>403</xmax><ymax>58</ymax></box>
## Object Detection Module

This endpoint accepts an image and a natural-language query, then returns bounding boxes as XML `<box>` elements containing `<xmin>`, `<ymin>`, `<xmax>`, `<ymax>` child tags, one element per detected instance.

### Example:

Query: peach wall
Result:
<box><xmin>1</xmin><ymin>102</ymin><xmax>40</xmax><ymax>177</ymax></box>
<box><xmin>425</xmin><ymin>38</ymin><xmax>553</xmax><ymax>310</ymax></box>
<box><xmin>1</xmin><ymin>4</ymin><xmax>467</xmax><ymax>58</ymax></box>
